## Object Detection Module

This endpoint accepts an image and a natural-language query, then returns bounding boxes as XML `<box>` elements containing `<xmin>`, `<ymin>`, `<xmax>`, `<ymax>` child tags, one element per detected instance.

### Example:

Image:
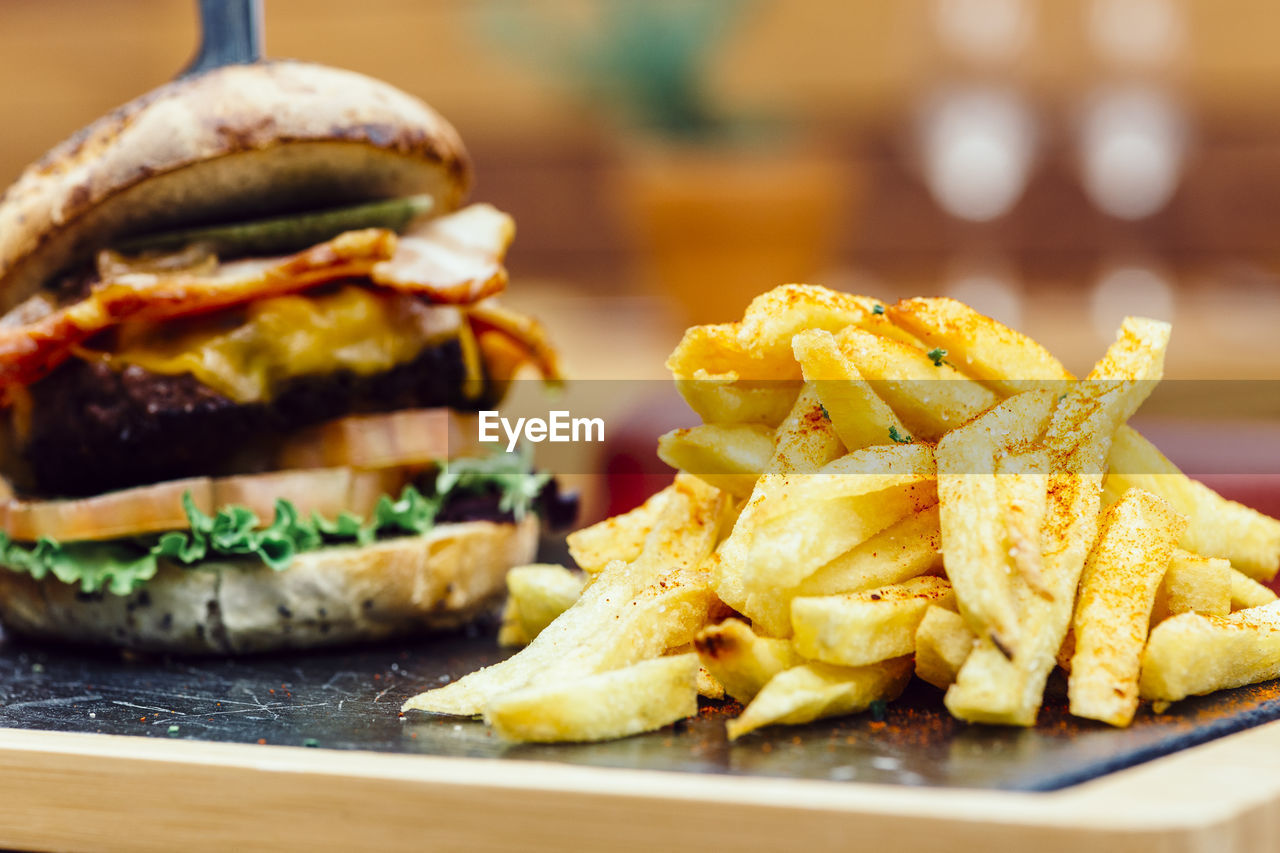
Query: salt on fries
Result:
<box><xmin>404</xmin><ymin>285</ymin><xmax>1280</xmax><ymax>742</ymax></box>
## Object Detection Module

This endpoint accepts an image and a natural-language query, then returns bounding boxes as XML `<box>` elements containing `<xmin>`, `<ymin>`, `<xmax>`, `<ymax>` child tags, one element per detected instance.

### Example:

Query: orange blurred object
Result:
<box><xmin>615</xmin><ymin>143</ymin><xmax>854</xmax><ymax>326</ymax></box>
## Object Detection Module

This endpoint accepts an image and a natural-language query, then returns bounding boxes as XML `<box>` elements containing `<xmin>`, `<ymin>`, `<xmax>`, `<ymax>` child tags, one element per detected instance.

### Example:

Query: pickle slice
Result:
<box><xmin>115</xmin><ymin>194</ymin><xmax>436</xmax><ymax>257</ymax></box>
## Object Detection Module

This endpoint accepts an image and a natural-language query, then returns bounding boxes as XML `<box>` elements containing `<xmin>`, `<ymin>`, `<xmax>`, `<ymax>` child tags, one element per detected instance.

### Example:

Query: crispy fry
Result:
<box><xmin>888</xmin><ymin>296</ymin><xmax>1072</xmax><ymax>396</ymax></box>
<box><xmin>497</xmin><ymin>564</ymin><xmax>586</xmax><ymax>647</ymax></box>
<box><xmin>947</xmin><ymin>318</ymin><xmax>1169</xmax><ymax>725</ymax></box>
<box><xmin>485</xmin><ymin>654</ymin><xmax>699</xmax><ymax>743</ymax></box>
<box><xmin>1150</xmin><ymin>550</ymin><xmax>1231</xmax><ymax>624</ymax></box>
<box><xmin>791</xmin><ymin>329</ymin><xmax>905</xmax><ymax>450</ymax></box>
<box><xmin>1069</xmin><ymin>489</ymin><xmax>1186</xmax><ymax>727</ymax></box>
<box><xmin>665</xmin><ymin>285</ymin><xmax>878</xmax><ymax>383</ymax></box>
<box><xmin>403</xmin><ymin>475</ymin><xmax>729</xmax><ymax>716</ymax></box>
<box><xmin>937</xmin><ymin>391</ymin><xmax>1055</xmax><ymax>653</ymax></box>
<box><xmin>674</xmin><ymin>378</ymin><xmax>801</xmax><ymax>428</ymax></box>
<box><xmin>657</xmin><ymin>423</ymin><xmax>775</xmax><ymax>498</ymax></box>
<box><xmin>792</xmin><ymin>576</ymin><xmax>955</xmax><ymax>667</ymax></box>
<box><xmin>566</xmin><ymin>484</ymin><xmax>673</xmax><ymax>573</ymax></box>
<box><xmin>1140</xmin><ymin>602</ymin><xmax>1280</xmax><ymax>703</ymax></box>
<box><xmin>726</xmin><ymin>657</ymin><xmax>912</xmax><ymax>740</ymax></box>
<box><xmin>714</xmin><ymin>445</ymin><xmax>937</xmax><ymax>626</ymax></box>
<box><xmin>694</xmin><ymin>619</ymin><xmax>802</xmax><ymax>703</ymax></box>
<box><xmin>747</xmin><ymin>503</ymin><xmax>942</xmax><ymax>637</ymax></box>
<box><xmin>996</xmin><ymin>447</ymin><xmax>1050</xmax><ymax>596</ymax></box>
<box><xmin>891</xmin><ymin>296</ymin><xmax>1280</xmax><ymax>581</ymax></box>
<box><xmin>766</xmin><ymin>384</ymin><xmax>845</xmax><ymax>475</ymax></box>
<box><xmin>915</xmin><ymin>606</ymin><xmax>976</xmax><ymax>690</ymax></box>
<box><xmin>832</xmin><ymin>327</ymin><xmax>999</xmax><ymax>441</ymax></box>
<box><xmin>1106</xmin><ymin>427</ymin><xmax>1280</xmax><ymax>581</ymax></box>
<box><xmin>1230</xmin><ymin>568</ymin><xmax>1278</xmax><ymax>610</ymax></box>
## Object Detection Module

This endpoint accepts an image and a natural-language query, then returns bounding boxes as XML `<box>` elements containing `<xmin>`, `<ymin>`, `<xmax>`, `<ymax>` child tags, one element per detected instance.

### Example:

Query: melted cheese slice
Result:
<box><xmin>84</xmin><ymin>285</ymin><xmax>465</xmax><ymax>403</ymax></box>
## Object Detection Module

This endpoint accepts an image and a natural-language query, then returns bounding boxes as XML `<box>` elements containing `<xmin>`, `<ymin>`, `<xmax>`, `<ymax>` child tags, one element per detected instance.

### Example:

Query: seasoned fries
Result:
<box><xmin>1141</xmin><ymin>603</ymin><xmax>1280</xmax><ymax>703</ymax></box>
<box><xmin>497</xmin><ymin>564</ymin><xmax>586</xmax><ymax>647</ymax></box>
<box><xmin>657</xmin><ymin>423</ymin><xmax>774</xmax><ymax>498</ymax></box>
<box><xmin>404</xmin><ymin>284</ymin><xmax>1280</xmax><ymax>743</ymax></box>
<box><xmin>726</xmin><ymin>658</ymin><xmax>912</xmax><ymax>741</ymax></box>
<box><xmin>486</xmin><ymin>654</ymin><xmax>700</xmax><ymax>743</ymax></box>
<box><xmin>914</xmin><ymin>606</ymin><xmax>975</xmax><ymax>690</ymax></box>
<box><xmin>1150</xmin><ymin>550</ymin><xmax>1232</xmax><ymax>624</ymax></box>
<box><xmin>1068</xmin><ymin>489</ymin><xmax>1186</xmax><ymax>727</ymax></box>
<box><xmin>694</xmin><ymin>618</ymin><xmax>802</xmax><ymax>702</ymax></box>
<box><xmin>792</xmin><ymin>576</ymin><xmax>955</xmax><ymax>667</ymax></box>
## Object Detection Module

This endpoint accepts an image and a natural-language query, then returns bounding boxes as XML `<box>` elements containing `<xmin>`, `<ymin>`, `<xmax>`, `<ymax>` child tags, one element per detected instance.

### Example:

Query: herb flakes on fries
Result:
<box><xmin>403</xmin><ymin>285</ymin><xmax>1280</xmax><ymax>743</ymax></box>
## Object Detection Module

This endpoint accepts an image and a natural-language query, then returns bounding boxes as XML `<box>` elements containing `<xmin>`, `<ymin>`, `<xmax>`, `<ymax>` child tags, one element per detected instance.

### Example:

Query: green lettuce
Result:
<box><xmin>0</xmin><ymin>450</ymin><xmax>550</xmax><ymax>596</ymax></box>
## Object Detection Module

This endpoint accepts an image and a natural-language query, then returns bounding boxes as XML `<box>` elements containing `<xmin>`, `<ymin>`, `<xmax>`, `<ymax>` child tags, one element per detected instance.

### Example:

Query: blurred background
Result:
<box><xmin>1</xmin><ymin>0</ymin><xmax>1277</xmax><ymax>515</ymax></box>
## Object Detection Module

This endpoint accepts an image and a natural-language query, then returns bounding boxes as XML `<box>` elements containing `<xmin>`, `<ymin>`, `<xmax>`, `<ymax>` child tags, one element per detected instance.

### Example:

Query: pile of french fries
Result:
<box><xmin>403</xmin><ymin>285</ymin><xmax>1280</xmax><ymax>742</ymax></box>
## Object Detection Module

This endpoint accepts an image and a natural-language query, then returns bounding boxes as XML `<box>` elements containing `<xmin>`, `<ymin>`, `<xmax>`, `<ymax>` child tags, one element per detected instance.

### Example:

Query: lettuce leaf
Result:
<box><xmin>0</xmin><ymin>449</ymin><xmax>550</xmax><ymax>596</ymax></box>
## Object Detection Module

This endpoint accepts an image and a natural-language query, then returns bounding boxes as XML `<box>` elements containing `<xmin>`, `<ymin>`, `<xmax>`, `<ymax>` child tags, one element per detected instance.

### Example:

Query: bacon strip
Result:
<box><xmin>0</xmin><ymin>229</ymin><xmax>396</xmax><ymax>390</ymax></box>
<box><xmin>468</xmin><ymin>298</ymin><xmax>563</xmax><ymax>381</ymax></box>
<box><xmin>0</xmin><ymin>204</ymin><xmax>520</xmax><ymax>394</ymax></box>
<box><xmin>371</xmin><ymin>203</ymin><xmax>513</xmax><ymax>303</ymax></box>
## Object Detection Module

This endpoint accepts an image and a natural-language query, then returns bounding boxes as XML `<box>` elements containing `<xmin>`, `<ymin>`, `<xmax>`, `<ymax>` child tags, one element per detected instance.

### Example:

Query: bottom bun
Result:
<box><xmin>0</xmin><ymin>518</ymin><xmax>538</xmax><ymax>654</ymax></box>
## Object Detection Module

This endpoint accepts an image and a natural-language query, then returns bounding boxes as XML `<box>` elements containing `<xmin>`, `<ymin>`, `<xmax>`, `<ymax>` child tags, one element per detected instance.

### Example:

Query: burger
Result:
<box><xmin>0</xmin><ymin>61</ymin><xmax>571</xmax><ymax>654</ymax></box>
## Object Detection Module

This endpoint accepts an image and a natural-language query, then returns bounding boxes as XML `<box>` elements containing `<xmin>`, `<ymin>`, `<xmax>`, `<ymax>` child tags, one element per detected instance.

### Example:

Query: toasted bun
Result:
<box><xmin>0</xmin><ymin>518</ymin><xmax>536</xmax><ymax>654</ymax></box>
<box><xmin>0</xmin><ymin>60</ymin><xmax>472</xmax><ymax>311</ymax></box>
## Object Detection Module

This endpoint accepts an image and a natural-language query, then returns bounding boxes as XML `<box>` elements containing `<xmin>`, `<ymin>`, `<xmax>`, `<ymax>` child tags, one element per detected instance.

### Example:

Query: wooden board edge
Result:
<box><xmin>0</xmin><ymin>722</ymin><xmax>1276</xmax><ymax>852</ymax></box>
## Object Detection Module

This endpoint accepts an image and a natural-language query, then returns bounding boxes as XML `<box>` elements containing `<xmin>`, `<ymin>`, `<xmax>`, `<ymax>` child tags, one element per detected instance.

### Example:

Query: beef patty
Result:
<box><xmin>14</xmin><ymin>338</ymin><xmax>482</xmax><ymax>498</ymax></box>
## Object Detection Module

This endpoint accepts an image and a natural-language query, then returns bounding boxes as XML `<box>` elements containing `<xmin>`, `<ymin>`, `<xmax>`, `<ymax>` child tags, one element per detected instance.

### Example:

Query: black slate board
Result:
<box><xmin>1</xmin><ymin>619</ymin><xmax>1278</xmax><ymax>792</ymax></box>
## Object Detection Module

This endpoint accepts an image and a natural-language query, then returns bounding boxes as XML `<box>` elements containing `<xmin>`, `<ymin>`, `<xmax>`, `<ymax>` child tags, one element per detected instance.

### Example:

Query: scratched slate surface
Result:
<box><xmin>1</xmin><ymin>617</ymin><xmax>1279</xmax><ymax>792</ymax></box>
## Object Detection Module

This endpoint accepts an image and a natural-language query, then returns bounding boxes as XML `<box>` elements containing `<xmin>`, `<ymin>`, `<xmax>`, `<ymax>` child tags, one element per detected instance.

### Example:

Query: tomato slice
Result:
<box><xmin>3</xmin><ymin>477</ymin><xmax>215</xmax><ymax>542</ymax></box>
<box><xmin>1</xmin><ymin>467</ymin><xmax>421</xmax><ymax>543</ymax></box>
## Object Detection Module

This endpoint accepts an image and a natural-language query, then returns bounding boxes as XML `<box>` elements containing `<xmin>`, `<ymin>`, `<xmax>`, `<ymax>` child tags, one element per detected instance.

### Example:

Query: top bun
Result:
<box><xmin>0</xmin><ymin>60</ymin><xmax>472</xmax><ymax>311</ymax></box>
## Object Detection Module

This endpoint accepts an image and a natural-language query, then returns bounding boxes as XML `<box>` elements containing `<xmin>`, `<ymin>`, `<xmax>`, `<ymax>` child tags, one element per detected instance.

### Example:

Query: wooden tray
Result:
<box><xmin>1</xmin><ymin>629</ymin><xmax>1279</xmax><ymax>852</ymax></box>
<box><xmin>0</xmin><ymin>721</ymin><xmax>1278</xmax><ymax>852</ymax></box>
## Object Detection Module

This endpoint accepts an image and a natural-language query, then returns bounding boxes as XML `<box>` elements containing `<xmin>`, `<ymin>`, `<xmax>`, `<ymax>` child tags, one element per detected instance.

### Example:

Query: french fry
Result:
<box><xmin>693</xmin><ymin>619</ymin><xmax>802</xmax><ymax>702</ymax></box>
<box><xmin>996</xmin><ymin>447</ymin><xmax>1051</xmax><ymax>596</ymax></box>
<box><xmin>697</xmin><ymin>666</ymin><xmax>726</xmax><ymax>700</ymax></box>
<box><xmin>791</xmin><ymin>576</ymin><xmax>955</xmax><ymax>667</ymax></box>
<box><xmin>485</xmin><ymin>654</ymin><xmax>699</xmax><ymax>743</ymax></box>
<box><xmin>567</xmin><ymin>483</ymin><xmax>672</xmax><ymax>573</ymax></box>
<box><xmin>893</xmin><ymin>295</ymin><xmax>1280</xmax><ymax>582</ymax></box>
<box><xmin>714</xmin><ymin>445</ymin><xmax>937</xmax><ymax>625</ymax></box>
<box><xmin>937</xmin><ymin>391</ymin><xmax>1055</xmax><ymax>653</ymax></box>
<box><xmin>657</xmin><ymin>423</ymin><xmax>775</xmax><ymax>498</ymax></box>
<box><xmin>666</xmin><ymin>643</ymin><xmax>729</xmax><ymax>699</ymax></box>
<box><xmin>888</xmin><ymin>296</ymin><xmax>1072</xmax><ymax>396</ymax></box>
<box><xmin>1068</xmin><ymin>489</ymin><xmax>1186</xmax><ymax>727</ymax></box>
<box><xmin>746</xmin><ymin>503</ymin><xmax>942</xmax><ymax>637</ymax></box>
<box><xmin>404</xmin><ymin>474</ymin><xmax>729</xmax><ymax>716</ymax></box>
<box><xmin>666</xmin><ymin>285</ymin><xmax>879</xmax><ymax>383</ymax></box>
<box><xmin>1230</xmin><ymin>568</ymin><xmax>1278</xmax><ymax>610</ymax></box>
<box><xmin>497</xmin><ymin>564</ymin><xmax>586</xmax><ymax>648</ymax></box>
<box><xmin>947</xmin><ymin>318</ymin><xmax>1169</xmax><ymax>725</ymax></box>
<box><xmin>766</xmin><ymin>383</ymin><xmax>845</xmax><ymax>475</ymax></box>
<box><xmin>915</xmin><ymin>606</ymin><xmax>976</xmax><ymax>690</ymax></box>
<box><xmin>1140</xmin><ymin>602</ymin><xmax>1280</xmax><ymax>703</ymax></box>
<box><xmin>1150</xmin><ymin>550</ymin><xmax>1231</xmax><ymax>624</ymax></box>
<box><xmin>1106</xmin><ymin>426</ymin><xmax>1280</xmax><ymax>581</ymax></box>
<box><xmin>675</xmin><ymin>378</ymin><xmax>801</xmax><ymax>428</ymax></box>
<box><xmin>726</xmin><ymin>657</ymin><xmax>912</xmax><ymax>740</ymax></box>
<box><xmin>752</xmin><ymin>442</ymin><xmax>937</xmax><ymax>523</ymax></box>
<box><xmin>791</xmin><ymin>329</ymin><xmax>906</xmax><ymax>450</ymax></box>
<box><xmin>833</xmin><ymin>326</ymin><xmax>1000</xmax><ymax>441</ymax></box>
